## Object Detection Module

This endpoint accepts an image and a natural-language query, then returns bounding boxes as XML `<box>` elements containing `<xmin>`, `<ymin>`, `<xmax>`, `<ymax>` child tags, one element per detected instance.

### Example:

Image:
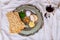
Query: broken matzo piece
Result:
<box><xmin>6</xmin><ymin>11</ymin><xmax>25</xmax><ymax>33</ymax></box>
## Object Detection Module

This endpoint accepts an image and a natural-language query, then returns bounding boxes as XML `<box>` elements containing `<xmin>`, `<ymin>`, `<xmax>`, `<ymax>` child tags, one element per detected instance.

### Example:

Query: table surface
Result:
<box><xmin>0</xmin><ymin>0</ymin><xmax>60</xmax><ymax>40</ymax></box>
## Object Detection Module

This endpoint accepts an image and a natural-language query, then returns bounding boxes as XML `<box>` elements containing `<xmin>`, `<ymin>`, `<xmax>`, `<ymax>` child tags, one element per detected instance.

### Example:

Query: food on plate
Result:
<box><xmin>33</xmin><ymin>15</ymin><xmax>38</xmax><ymax>22</ymax></box>
<box><xmin>6</xmin><ymin>10</ymin><xmax>38</xmax><ymax>34</ymax></box>
<box><xmin>18</xmin><ymin>11</ymin><xmax>26</xmax><ymax>19</ymax></box>
<box><xmin>6</xmin><ymin>11</ymin><xmax>25</xmax><ymax>33</ymax></box>
<box><xmin>29</xmin><ymin>21</ymin><xmax>35</xmax><ymax>28</ymax></box>
<box><xmin>26</xmin><ymin>10</ymin><xmax>31</xmax><ymax>16</ymax></box>
<box><xmin>18</xmin><ymin>10</ymin><xmax>38</xmax><ymax>28</ymax></box>
<box><xmin>23</xmin><ymin>17</ymin><xmax>30</xmax><ymax>24</ymax></box>
<box><xmin>30</xmin><ymin>15</ymin><xmax>38</xmax><ymax>22</ymax></box>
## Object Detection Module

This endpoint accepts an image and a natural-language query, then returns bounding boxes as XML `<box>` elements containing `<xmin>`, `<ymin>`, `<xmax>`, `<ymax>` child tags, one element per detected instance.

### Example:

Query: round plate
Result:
<box><xmin>14</xmin><ymin>4</ymin><xmax>44</xmax><ymax>36</ymax></box>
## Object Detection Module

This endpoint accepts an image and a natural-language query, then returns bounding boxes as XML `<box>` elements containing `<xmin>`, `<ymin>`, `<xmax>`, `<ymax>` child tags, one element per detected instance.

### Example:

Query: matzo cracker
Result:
<box><xmin>6</xmin><ymin>11</ymin><xmax>25</xmax><ymax>33</ymax></box>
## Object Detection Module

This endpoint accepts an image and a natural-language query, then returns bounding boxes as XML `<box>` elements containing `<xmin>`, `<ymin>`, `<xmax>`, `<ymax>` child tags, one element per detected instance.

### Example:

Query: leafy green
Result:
<box><xmin>18</xmin><ymin>11</ymin><xmax>26</xmax><ymax>19</ymax></box>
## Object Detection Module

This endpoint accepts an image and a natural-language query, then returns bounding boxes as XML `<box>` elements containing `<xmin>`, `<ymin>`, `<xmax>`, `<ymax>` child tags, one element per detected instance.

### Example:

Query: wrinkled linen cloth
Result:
<box><xmin>0</xmin><ymin>0</ymin><xmax>60</xmax><ymax>40</ymax></box>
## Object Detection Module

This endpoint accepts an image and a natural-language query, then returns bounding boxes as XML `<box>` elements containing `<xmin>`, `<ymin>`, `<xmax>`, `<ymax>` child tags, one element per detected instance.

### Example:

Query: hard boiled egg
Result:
<box><xmin>26</xmin><ymin>11</ymin><xmax>31</xmax><ymax>16</ymax></box>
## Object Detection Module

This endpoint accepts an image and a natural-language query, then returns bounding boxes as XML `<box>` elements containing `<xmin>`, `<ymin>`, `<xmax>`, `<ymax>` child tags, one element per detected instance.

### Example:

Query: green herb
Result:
<box><xmin>18</xmin><ymin>11</ymin><xmax>26</xmax><ymax>19</ymax></box>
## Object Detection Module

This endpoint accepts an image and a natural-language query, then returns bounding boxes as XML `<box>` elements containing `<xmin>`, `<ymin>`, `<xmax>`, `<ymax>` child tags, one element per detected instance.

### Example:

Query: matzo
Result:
<box><xmin>6</xmin><ymin>11</ymin><xmax>25</xmax><ymax>33</ymax></box>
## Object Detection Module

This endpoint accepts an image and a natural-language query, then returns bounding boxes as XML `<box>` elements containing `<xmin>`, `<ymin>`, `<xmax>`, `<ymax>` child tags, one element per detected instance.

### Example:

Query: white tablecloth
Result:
<box><xmin>0</xmin><ymin>0</ymin><xmax>60</xmax><ymax>40</ymax></box>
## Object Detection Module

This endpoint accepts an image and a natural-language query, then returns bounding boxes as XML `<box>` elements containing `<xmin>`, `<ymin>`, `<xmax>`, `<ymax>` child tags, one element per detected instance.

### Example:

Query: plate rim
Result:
<box><xmin>14</xmin><ymin>4</ymin><xmax>44</xmax><ymax>36</ymax></box>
